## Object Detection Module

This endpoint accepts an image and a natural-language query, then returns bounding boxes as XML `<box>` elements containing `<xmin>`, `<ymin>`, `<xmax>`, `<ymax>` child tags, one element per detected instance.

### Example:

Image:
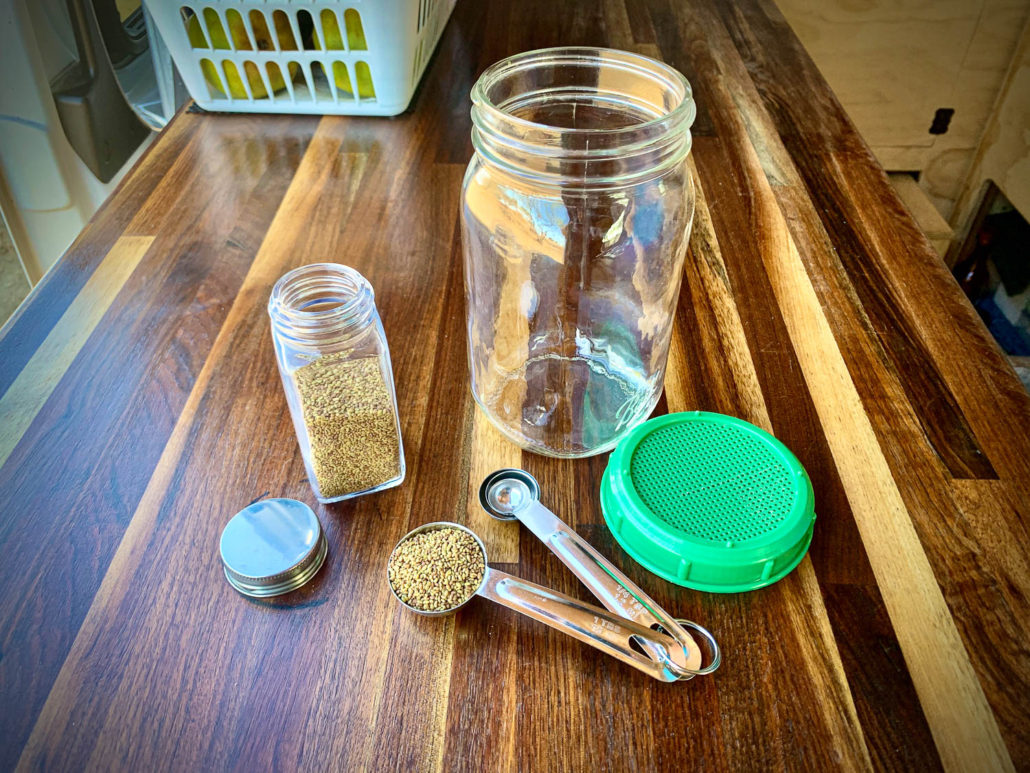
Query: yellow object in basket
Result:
<box><xmin>312</xmin><ymin>11</ymin><xmax>375</xmax><ymax>98</ymax></box>
<box><xmin>355</xmin><ymin>62</ymin><xmax>376</xmax><ymax>99</ymax></box>
<box><xmin>186</xmin><ymin>10</ymin><xmax>297</xmax><ymax>99</ymax></box>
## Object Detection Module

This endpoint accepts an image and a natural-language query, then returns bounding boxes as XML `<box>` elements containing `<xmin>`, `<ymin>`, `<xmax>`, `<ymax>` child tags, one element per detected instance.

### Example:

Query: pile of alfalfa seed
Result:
<box><xmin>388</xmin><ymin>528</ymin><xmax>486</xmax><ymax>612</ymax></box>
<box><xmin>294</xmin><ymin>354</ymin><xmax>401</xmax><ymax>499</ymax></box>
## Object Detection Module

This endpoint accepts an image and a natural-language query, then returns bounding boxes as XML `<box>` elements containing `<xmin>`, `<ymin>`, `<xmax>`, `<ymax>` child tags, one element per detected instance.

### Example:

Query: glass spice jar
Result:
<box><xmin>461</xmin><ymin>47</ymin><xmax>697</xmax><ymax>458</ymax></box>
<box><xmin>268</xmin><ymin>263</ymin><xmax>405</xmax><ymax>503</ymax></box>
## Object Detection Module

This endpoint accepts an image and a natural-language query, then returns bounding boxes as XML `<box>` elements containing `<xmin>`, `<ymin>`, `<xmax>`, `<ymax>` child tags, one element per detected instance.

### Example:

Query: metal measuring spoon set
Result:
<box><xmin>388</xmin><ymin>469</ymin><xmax>720</xmax><ymax>682</ymax></box>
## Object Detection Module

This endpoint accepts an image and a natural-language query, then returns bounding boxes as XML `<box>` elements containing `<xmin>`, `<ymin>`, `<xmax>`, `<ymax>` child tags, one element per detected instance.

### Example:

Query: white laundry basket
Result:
<box><xmin>144</xmin><ymin>0</ymin><xmax>457</xmax><ymax>115</ymax></box>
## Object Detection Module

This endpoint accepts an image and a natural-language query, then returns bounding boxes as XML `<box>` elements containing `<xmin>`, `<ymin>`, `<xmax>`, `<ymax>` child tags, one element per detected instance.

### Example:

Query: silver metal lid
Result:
<box><xmin>219</xmin><ymin>498</ymin><xmax>327</xmax><ymax>598</ymax></box>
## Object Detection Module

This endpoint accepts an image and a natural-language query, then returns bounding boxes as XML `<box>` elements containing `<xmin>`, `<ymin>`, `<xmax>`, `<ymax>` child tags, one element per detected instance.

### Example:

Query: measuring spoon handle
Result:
<box><xmin>518</xmin><ymin>500</ymin><xmax>714</xmax><ymax>677</ymax></box>
<box><xmin>476</xmin><ymin>567</ymin><xmax>682</xmax><ymax>682</ymax></box>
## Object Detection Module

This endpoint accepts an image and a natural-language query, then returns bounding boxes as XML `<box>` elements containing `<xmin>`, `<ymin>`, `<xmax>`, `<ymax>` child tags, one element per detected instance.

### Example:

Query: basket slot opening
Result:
<box><xmin>296</xmin><ymin>9</ymin><xmax>317</xmax><ymax>50</ymax></box>
<box><xmin>272</xmin><ymin>9</ymin><xmax>299</xmax><ymax>51</ymax></box>
<box><xmin>181</xmin><ymin>6</ymin><xmax>206</xmax><ymax>48</ymax></box>
<box><xmin>200</xmin><ymin>8</ymin><xmax>228</xmax><ymax>49</ymax></box>
<box><xmin>220</xmin><ymin>60</ymin><xmax>250</xmax><ymax>99</ymax></box>
<box><xmin>266</xmin><ymin>62</ymin><xmax>290</xmax><ymax>101</ymax></box>
<box><xmin>243</xmin><ymin>61</ymin><xmax>271</xmax><ymax>98</ymax></box>
<box><xmin>249</xmin><ymin>10</ymin><xmax>273</xmax><ymax>51</ymax></box>
<box><xmin>310</xmin><ymin>61</ymin><xmax>331</xmax><ymax>102</ymax></box>
<box><xmin>224</xmin><ymin>8</ymin><xmax>252</xmax><ymax>50</ymax></box>
<box><xmin>344</xmin><ymin>8</ymin><xmax>367</xmax><ymax>50</ymax></box>
<box><xmin>332</xmin><ymin>62</ymin><xmax>355</xmax><ymax>99</ymax></box>
<box><xmin>290</xmin><ymin>61</ymin><xmax>312</xmax><ymax>101</ymax></box>
<box><xmin>198</xmin><ymin>57</ymin><xmax>225</xmax><ymax>99</ymax></box>
<box><xmin>355</xmin><ymin>61</ymin><xmax>376</xmax><ymax>100</ymax></box>
<box><xmin>319</xmin><ymin>9</ymin><xmax>344</xmax><ymax>50</ymax></box>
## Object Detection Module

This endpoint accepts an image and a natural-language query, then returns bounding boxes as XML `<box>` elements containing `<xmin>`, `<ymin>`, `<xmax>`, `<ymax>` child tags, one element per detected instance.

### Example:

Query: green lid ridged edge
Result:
<box><xmin>600</xmin><ymin>411</ymin><xmax>816</xmax><ymax>593</ymax></box>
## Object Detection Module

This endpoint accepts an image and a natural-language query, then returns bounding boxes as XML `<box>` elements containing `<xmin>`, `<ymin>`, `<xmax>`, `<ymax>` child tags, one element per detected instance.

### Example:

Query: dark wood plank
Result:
<box><xmin>0</xmin><ymin>115</ymin><xmax>317</xmax><ymax>771</ymax></box>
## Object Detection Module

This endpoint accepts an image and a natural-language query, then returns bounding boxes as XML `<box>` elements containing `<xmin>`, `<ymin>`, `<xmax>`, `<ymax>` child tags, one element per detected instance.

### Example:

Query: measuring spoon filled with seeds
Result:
<box><xmin>387</xmin><ymin>522</ymin><xmax>696</xmax><ymax>682</ymax></box>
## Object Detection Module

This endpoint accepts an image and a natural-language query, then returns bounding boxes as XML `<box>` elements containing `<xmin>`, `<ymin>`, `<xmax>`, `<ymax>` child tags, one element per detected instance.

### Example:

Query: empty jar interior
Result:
<box><xmin>463</xmin><ymin>48</ymin><xmax>698</xmax><ymax>458</ymax></box>
<box><xmin>482</xmin><ymin>49</ymin><xmax>688</xmax><ymax>129</ymax></box>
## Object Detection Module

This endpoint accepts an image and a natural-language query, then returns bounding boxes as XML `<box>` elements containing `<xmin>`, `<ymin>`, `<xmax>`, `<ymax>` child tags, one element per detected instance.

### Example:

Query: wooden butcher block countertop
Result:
<box><xmin>1</xmin><ymin>0</ymin><xmax>1028</xmax><ymax>770</ymax></box>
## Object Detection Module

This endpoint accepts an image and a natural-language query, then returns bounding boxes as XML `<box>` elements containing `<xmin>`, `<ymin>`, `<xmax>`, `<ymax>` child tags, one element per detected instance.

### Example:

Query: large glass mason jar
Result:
<box><xmin>461</xmin><ymin>47</ymin><xmax>697</xmax><ymax>458</ymax></box>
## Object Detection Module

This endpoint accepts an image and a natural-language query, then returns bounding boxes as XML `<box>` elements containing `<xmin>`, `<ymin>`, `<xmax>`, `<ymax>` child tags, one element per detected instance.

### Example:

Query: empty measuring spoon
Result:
<box><xmin>388</xmin><ymin>522</ymin><xmax>694</xmax><ymax>682</ymax></box>
<box><xmin>479</xmin><ymin>469</ymin><xmax>720</xmax><ymax>678</ymax></box>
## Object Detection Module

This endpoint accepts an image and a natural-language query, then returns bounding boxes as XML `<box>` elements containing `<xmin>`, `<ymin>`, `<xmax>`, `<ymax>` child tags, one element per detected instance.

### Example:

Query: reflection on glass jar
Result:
<box><xmin>268</xmin><ymin>263</ymin><xmax>405</xmax><ymax>502</ymax></box>
<box><xmin>461</xmin><ymin>47</ymin><xmax>697</xmax><ymax>458</ymax></box>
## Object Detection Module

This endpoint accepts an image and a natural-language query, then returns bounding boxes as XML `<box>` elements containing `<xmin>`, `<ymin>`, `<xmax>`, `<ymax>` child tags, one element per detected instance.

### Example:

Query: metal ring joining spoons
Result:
<box><xmin>671</xmin><ymin>619</ymin><xmax>721</xmax><ymax>677</ymax></box>
<box><xmin>479</xmin><ymin>468</ymin><xmax>541</xmax><ymax>520</ymax></box>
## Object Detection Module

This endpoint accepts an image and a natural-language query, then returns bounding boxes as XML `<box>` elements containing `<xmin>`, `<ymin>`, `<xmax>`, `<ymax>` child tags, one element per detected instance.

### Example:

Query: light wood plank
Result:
<box><xmin>465</xmin><ymin>407</ymin><xmax>521</xmax><ymax>563</ymax></box>
<box><xmin>752</xmin><ymin>160</ymin><xmax>1013</xmax><ymax>773</ymax></box>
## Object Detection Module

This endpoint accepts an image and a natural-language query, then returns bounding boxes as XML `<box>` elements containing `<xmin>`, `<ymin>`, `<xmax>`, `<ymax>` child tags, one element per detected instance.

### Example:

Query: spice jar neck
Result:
<box><xmin>268</xmin><ymin>263</ymin><xmax>377</xmax><ymax>349</ymax></box>
<box><xmin>470</xmin><ymin>47</ymin><xmax>695</xmax><ymax>191</ymax></box>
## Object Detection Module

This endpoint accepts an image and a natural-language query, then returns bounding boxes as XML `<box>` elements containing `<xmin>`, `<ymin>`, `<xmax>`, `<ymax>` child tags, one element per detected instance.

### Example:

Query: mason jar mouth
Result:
<box><xmin>470</xmin><ymin>47</ymin><xmax>695</xmax><ymax>188</ymax></box>
<box><xmin>268</xmin><ymin>263</ymin><xmax>375</xmax><ymax>344</ymax></box>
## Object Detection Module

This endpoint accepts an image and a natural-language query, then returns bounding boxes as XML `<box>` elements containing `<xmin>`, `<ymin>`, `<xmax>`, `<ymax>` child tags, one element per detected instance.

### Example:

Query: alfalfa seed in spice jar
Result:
<box><xmin>294</xmin><ymin>354</ymin><xmax>401</xmax><ymax>499</ymax></box>
<box><xmin>388</xmin><ymin>528</ymin><xmax>486</xmax><ymax>612</ymax></box>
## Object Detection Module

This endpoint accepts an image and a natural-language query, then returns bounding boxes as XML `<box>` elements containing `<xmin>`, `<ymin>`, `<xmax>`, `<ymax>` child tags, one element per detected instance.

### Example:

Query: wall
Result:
<box><xmin>776</xmin><ymin>0</ymin><xmax>1030</xmax><ymax>223</ymax></box>
<box><xmin>951</xmin><ymin>16</ymin><xmax>1030</xmax><ymax>232</ymax></box>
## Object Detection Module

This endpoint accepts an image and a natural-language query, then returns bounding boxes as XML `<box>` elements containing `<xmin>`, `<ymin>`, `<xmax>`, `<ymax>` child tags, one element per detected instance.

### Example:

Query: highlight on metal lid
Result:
<box><xmin>219</xmin><ymin>498</ymin><xmax>328</xmax><ymax>598</ymax></box>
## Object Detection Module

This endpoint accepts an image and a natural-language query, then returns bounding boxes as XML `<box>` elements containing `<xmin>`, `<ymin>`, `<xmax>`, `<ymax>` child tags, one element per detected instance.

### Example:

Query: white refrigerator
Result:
<box><xmin>0</xmin><ymin>0</ymin><xmax>182</xmax><ymax>289</ymax></box>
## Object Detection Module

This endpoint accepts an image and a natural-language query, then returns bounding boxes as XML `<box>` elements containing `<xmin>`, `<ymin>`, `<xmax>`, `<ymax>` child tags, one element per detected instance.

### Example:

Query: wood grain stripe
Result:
<box><xmin>365</xmin><ymin>165</ymin><xmax>473</xmax><ymax>773</ymax></box>
<box><xmin>754</xmin><ymin>174</ymin><xmax>1012</xmax><ymax>773</ymax></box>
<box><xmin>668</xmin><ymin>167</ymin><xmax>872</xmax><ymax>770</ymax></box>
<box><xmin>787</xmin><ymin>144</ymin><xmax>997</xmax><ymax>479</ymax></box>
<box><xmin>601</xmin><ymin>0</ymin><xmax>636</xmax><ymax>50</ymax></box>
<box><xmin>670</xmin><ymin>4</ymin><xmax>1006</xmax><ymax>762</ymax></box>
<box><xmin>648</xmin><ymin>0</ymin><xmax>716</xmax><ymax>137</ymax></box>
<box><xmin>826</xmin><ymin>157</ymin><xmax>1030</xmax><ymax>486</ymax></box>
<box><xmin>0</xmin><ymin>235</ymin><xmax>153</xmax><ymax>472</ymax></box>
<box><xmin>769</xmin><ymin>174</ymin><xmax>1030</xmax><ymax>762</ymax></box>
<box><xmin>665</xmin><ymin>161</ymin><xmax>769</xmax><ymax>425</ymax></box>
<box><xmin>298</xmin><ymin>140</ymin><xmax>460</xmax><ymax>772</ymax></box>
<box><xmin>465</xmin><ymin>410</ymin><xmax>521</xmax><ymax>563</ymax></box>
<box><xmin>711</xmin><ymin>0</ymin><xmax>1000</xmax><ymax>481</ymax></box>
<box><xmin>441</xmin><ymin>574</ymin><xmax>519</xmax><ymax>773</ymax></box>
<box><xmin>791</xmin><ymin>559</ymin><xmax>874</xmax><ymax>769</ymax></box>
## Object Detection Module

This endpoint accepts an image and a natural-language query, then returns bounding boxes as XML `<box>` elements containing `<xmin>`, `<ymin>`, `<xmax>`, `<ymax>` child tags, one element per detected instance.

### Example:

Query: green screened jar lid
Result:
<box><xmin>600</xmin><ymin>412</ymin><xmax>815</xmax><ymax>593</ymax></box>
